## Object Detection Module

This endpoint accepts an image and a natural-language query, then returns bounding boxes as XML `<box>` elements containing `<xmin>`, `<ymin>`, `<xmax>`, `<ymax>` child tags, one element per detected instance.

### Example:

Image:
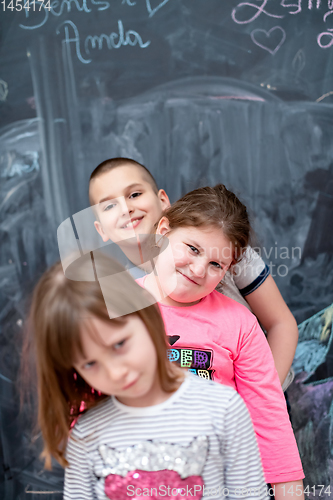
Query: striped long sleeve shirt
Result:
<box><xmin>64</xmin><ymin>374</ymin><xmax>268</xmax><ymax>500</ymax></box>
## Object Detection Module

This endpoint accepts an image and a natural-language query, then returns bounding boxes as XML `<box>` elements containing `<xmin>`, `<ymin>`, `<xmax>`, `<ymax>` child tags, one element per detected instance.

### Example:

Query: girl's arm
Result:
<box><xmin>231</xmin><ymin>246</ymin><xmax>298</xmax><ymax>386</ymax></box>
<box><xmin>245</xmin><ymin>274</ymin><xmax>299</xmax><ymax>386</ymax></box>
<box><xmin>273</xmin><ymin>481</ymin><xmax>305</xmax><ymax>500</ymax></box>
<box><xmin>63</xmin><ymin>428</ymin><xmax>95</xmax><ymax>500</ymax></box>
<box><xmin>233</xmin><ymin>315</ymin><xmax>304</xmax><ymax>486</ymax></box>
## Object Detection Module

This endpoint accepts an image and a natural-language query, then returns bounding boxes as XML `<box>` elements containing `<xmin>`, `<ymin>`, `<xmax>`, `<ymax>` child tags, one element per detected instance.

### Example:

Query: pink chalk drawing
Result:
<box><xmin>250</xmin><ymin>26</ymin><xmax>286</xmax><ymax>55</ymax></box>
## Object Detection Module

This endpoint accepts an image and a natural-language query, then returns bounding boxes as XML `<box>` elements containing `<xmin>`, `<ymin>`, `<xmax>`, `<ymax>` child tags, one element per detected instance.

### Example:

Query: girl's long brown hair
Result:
<box><xmin>159</xmin><ymin>184</ymin><xmax>251</xmax><ymax>263</ymax></box>
<box><xmin>23</xmin><ymin>252</ymin><xmax>182</xmax><ymax>468</ymax></box>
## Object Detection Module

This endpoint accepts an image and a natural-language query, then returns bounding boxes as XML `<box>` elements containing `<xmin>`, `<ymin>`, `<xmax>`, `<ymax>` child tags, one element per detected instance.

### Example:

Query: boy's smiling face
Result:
<box><xmin>90</xmin><ymin>165</ymin><xmax>170</xmax><ymax>243</ymax></box>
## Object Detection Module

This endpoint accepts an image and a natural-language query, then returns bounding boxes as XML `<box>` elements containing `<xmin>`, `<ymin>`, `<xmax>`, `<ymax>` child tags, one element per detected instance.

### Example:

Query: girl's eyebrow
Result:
<box><xmin>212</xmin><ymin>256</ymin><xmax>231</xmax><ymax>267</ymax></box>
<box><xmin>187</xmin><ymin>239</ymin><xmax>230</xmax><ymax>266</ymax></box>
<box><xmin>83</xmin><ymin>323</ymin><xmax>129</xmax><ymax>352</ymax></box>
<box><xmin>80</xmin><ymin>357</ymin><xmax>92</xmax><ymax>365</ymax></box>
<box><xmin>186</xmin><ymin>239</ymin><xmax>203</xmax><ymax>251</ymax></box>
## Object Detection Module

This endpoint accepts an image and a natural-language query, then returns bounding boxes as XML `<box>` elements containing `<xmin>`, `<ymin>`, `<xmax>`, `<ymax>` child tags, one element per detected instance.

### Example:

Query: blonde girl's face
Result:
<box><xmin>154</xmin><ymin>219</ymin><xmax>234</xmax><ymax>307</ymax></box>
<box><xmin>73</xmin><ymin>315</ymin><xmax>164</xmax><ymax>407</ymax></box>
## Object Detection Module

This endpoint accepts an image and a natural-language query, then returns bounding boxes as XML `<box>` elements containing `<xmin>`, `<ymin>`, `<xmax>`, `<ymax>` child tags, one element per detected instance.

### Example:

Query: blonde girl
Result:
<box><xmin>24</xmin><ymin>253</ymin><xmax>268</xmax><ymax>500</ymax></box>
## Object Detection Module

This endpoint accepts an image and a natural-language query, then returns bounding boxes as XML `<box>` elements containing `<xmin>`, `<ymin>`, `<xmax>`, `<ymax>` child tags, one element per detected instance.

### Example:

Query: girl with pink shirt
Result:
<box><xmin>139</xmin><ymin>184</ymin><xmax>305</xmax><ymax>500</ymax></box>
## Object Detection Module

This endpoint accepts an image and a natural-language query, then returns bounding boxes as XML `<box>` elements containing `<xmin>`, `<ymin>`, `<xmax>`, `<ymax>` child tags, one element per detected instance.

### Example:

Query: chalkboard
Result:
<box><xmin>1</xmin><ymin>1</ymin><xmax>333</xmax><ymax>498</ymax></box>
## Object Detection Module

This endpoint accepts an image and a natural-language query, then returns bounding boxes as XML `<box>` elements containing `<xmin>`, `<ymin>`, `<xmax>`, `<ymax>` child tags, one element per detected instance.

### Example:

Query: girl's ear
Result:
<box><xmin>156</xmin><ymin>216</ymin><xmax>171</xmax><ymax>236</ymax></box>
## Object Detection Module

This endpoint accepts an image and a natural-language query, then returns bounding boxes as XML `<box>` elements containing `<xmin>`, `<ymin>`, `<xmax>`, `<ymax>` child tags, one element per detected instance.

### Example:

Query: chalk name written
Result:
<box><xmin>19</xmin><ymin>0</ymin><xmax>169</xmax><ymax>30</ymax></box>
<box><xmin>232</xmin><ymin>0</ymin><xmax>332</xmax><ymax>24</ymax></box>
<box><xmin>20</xmin><ymin>0</ymin><xmax>112</xmax><ymax>30</ymax></box>
<box><xmin>56</xmin><ymin>19</ymin><xmax>150</xmax><ymax>64</ymax></box>
<box><xmin>232</xmin><ymin>0</ymin><xmax>333</xmax><ymax>51</ymax></box>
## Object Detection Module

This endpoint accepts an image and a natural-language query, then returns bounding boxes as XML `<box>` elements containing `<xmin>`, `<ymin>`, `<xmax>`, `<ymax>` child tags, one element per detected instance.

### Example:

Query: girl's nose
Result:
<box><xmin>189</xmin><ymin>259</ymin><xmax>207</xmax><ymax>278</ymax></box>
<box><xmin>105</xmin><ymin>363</ymin><xmax>127</xmax><ymax>383</ymax></box>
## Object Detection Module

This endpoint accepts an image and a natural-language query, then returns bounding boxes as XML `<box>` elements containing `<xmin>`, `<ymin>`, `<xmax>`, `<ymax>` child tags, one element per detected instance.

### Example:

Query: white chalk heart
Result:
<box><xmin>146</xmin><ymin>0</ymin><xmax>170</xmax><ymax>17</ymax></box>
<box><xmin>251</xmin><ymin>26</ymin><xmax>286</xmax><ymax>55</ymax></box>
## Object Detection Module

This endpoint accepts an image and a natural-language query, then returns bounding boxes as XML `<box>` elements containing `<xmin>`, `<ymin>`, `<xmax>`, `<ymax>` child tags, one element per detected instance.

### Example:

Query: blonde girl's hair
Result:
<box><xmin>23</xmin><ymin>252</ymin><xmax>182</xmax><ymax>469</ymax></box>
<box><xmin>160</xmin><ymin>184</ymin><xmax>251</xmax><ymax>263</ymax></box>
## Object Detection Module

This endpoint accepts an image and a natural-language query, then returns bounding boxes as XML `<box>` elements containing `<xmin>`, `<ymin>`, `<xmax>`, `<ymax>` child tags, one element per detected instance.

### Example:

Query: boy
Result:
<box><xmin>89</xmin><ymin>157</ymin><xmax>298</xmax><ymax>389</ymax></box>
<box><xmin>89</xmin><ymin>158</ymin><xmax>170</xmax><ymax>275</ymax></box>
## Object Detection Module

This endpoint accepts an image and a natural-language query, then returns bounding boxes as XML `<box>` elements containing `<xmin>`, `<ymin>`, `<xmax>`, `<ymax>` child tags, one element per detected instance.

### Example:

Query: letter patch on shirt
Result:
<box><xmin>167</xmin><ymin>348</ymin><xmax>214</xmax><ymax>380</ymax></box>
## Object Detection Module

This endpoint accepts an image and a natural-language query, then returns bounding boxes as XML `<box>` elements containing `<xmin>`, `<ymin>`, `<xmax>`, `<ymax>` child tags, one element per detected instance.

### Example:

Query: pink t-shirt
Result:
<box><xmin>137</xmin><ymin>277</ymin><xmax>304</xmax><ymax>484</ymax></box>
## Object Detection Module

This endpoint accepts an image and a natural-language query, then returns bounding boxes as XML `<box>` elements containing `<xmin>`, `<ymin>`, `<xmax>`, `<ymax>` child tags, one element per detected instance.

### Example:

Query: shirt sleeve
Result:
<box><xmin>222</xmin><ymin>392</ymin><xmax>268</xmax><ymax>500</ymax></box>
<box><xmin>233</xmin><ymin>319</ymin><xmax>304</xmax><ymax>484</ymax></box>
<box><xmin>63</xmin><ymin>425</ymin><xmax>96</xmax><ymax>500</ymax></box>
<box><xmin>233</xmin><ymin>246</ymin><xmax>270</xmax><ymax>297</ymax></box>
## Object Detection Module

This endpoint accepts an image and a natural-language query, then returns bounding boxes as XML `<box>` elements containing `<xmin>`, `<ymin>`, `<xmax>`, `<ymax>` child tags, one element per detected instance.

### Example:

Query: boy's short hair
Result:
<box><xmin>89</xmin><ymin>158</ymin><xmax>158</xmax><ymax>205</ymax></box>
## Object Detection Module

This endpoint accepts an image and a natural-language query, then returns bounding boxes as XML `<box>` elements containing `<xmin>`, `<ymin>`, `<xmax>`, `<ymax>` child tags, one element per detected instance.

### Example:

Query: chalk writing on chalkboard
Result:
<box><xmin>231</xmin><ymin>0</ymin><xmax>284</xmax><ymax>24</ymax></box>
<box><xmin>15</xmin><ymin>0</ymin><xmax>333</xmax><ymax>62</ymax></box>
<box><xmin>145</xmin><ymin>0</ymin><xmax>170</xmax><ymax>17</ymax></box>
<box><xmin>232</xmin><ymin>0</ymin><xmax>333</xmax><ymax>52</ymax></box>
<box><xmin>19</xmin><ymin>0</ymin><xmax>170</xmax><ymax>30</ymax></box>
<box><xmin>250</xmin><ymin>26</ymin><xmax>286</xmax><ymax>55</ymax></box>
<box><xmin>0</xmin><ymin>79</ymin><xmax>8</xmax><ymax>101</ymax></box>
<box><xmin>56</xmin><ymin>20</ymin><xmax>150</xmax><ymax>64</ymax></box>
<box><xmin>318</xmin><ymin>9</ymin><xmax>333</xmax><ymax>47</ymax></box>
